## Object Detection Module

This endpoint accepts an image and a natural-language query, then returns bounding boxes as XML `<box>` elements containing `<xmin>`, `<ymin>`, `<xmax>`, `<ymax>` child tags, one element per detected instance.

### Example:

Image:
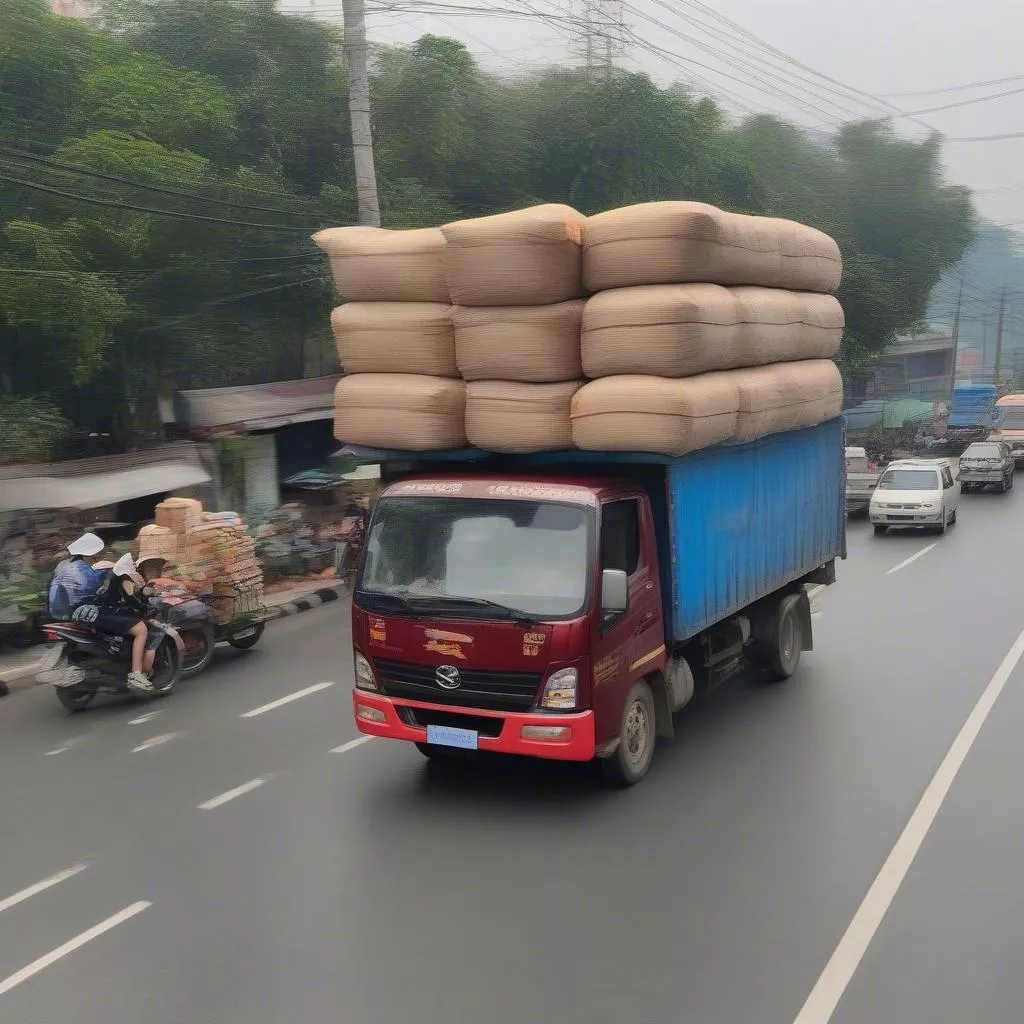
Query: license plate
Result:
<box><xmin>426</xmin><ymin>724</ymin><xmax>479</xmax><ymax>750</ymax></box>
<box><xmin>889</xmin><ymin>515</ymin><xmax>913</xmax><ymax>521</ymax></box>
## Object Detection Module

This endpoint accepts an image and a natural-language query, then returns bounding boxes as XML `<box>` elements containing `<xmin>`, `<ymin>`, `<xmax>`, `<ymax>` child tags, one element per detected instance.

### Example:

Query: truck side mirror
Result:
<box><xmin>601</xmin><ymin>569</ymin><xmax>629</xmax><ymax>616</ymax></box>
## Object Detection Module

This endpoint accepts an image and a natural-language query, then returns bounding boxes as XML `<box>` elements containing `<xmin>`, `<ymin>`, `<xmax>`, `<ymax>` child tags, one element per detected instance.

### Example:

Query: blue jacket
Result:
<box><xmin>48</xmin><ymin>557</ymin><xmax>105</xmax><ymax>619</ymax></box>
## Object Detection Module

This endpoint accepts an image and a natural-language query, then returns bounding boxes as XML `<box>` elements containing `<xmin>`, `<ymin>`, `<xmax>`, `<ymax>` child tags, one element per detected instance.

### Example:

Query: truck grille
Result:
<box><xmin>374</xmin><ymin>657</ymin><xmax>542</xmax><ymax>711</ymax></box>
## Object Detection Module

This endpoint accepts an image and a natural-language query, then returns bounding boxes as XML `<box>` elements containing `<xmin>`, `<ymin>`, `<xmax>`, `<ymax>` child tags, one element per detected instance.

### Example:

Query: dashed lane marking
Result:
<box><xmin>198</xmin><ymin>777</ymin><xmax>268</xmax><ymax>810</ymax></box>
<box><xmin>885</xmin><ymin>542</ymin><xmax>937</xmax><ymax>575</ymax></box>
<box><xmin>0</xmin><ymin>863</ymin><xmax>89</xmax><ymax>916</ymax></box>
<box><xmin>330</xmin><ymin>736</ymin><xmax>375</xmax><ymax>755</ymax></box>
<box><xmin>239</xmin><ymin>681</ymin><xmax>335</xmax><ymax>719</ymax></box>
<box><xmin>131</xmin><ymin>731</ymin><xmax>184</xmax><ymax>753</ymax></box>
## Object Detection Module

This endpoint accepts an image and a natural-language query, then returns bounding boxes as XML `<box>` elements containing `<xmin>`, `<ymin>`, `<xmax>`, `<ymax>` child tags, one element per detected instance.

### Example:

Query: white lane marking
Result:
<box><xmin>0</xmin><ymin>900</ymin><xmax>151</xmax><ymax>998</ymax></box>
<box><xmin>198</xmin><ymin>777</ymin><xmax>268</xmax><ymax>810</ymax></box>
<box><xmin>811</xmin><ymin>611</ymin><xmax>824</xmax><ymax>620</ymax></box>
<box><xmin>807</xmin><ymin>584</ymin><xmax>825</xmax><ymax>598</ymax></box>
<box><xmin>885</xmin><ymin>542</ymin><xmax>937</xmax><ymax>575</ymax></box>
<box><xmin>792</xmin><ymin>624</ymin><xmax>1024</xmax><ymax>1024</ymax></box>
<box><xmin>131</xmin><ymin>731</ymin><xmax>183</xmax><ymax>753</ymax></box>
<box><xmin>239</xmin><ymin>681</ymin><xmax>335</xmax><ymax>718</ymax></box>
<box><xmin>44</xmin><ymin>736</ymin><xmax>86</xmax><ymax>756</ymax></box>
<box><xmin>0</xmin><ymin>863</ymin><xmax>89</xmax><ymax>916</ymax></box>
<box><xmin>331</xmin><ymin>736</ymin><xmax>375</xmax><ymax>754</ymax></box>
<box><xmin>128</xmin><ymin>710</ymin><xmax>162</xmax><ymax>726</ymax></box>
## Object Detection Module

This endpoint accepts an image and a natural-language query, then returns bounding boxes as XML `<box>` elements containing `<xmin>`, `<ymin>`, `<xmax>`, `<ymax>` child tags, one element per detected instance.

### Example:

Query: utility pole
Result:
<box><xmin>948</xmin><ymin>276</ymin><xmax>963</xmax><ymax>395</ymax></box>
<box><xmin>342</xmin><ymin>0</ymin><xmax>381</xmax><ymax>227</ymax></box>
<box><xmin>994</xmin><ymin>286</ymin><xmax>1007</xmax><ymax>387</ymax></box>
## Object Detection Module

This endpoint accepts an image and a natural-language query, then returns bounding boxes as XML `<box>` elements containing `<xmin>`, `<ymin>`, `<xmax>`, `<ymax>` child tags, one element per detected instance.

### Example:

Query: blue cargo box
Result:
<box><xmin>662</xmin><ymin>417</ymin><xmax>845</xmax><ymax>642</ymax></box>
<box><xmin>336</xmin><ymin>417</ymin><xmax>846</xmax><ymax>645</ymax></box>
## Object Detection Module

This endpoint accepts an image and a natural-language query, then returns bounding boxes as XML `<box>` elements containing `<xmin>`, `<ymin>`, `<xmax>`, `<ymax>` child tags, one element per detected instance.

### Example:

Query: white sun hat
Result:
<box><xmin>67</xmin><ymin>533</ymin><xmax>104</xmax><ymax>557</ymax></box>
<box><xmin>112</xmin><ymin>553</ymin><xmax>138</xmax><ymax>577</ymax></box>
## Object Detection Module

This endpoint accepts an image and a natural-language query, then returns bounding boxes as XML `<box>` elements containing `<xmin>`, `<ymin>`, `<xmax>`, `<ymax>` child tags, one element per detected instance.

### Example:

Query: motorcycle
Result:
<box><xmin>39</xmin><ymin>616</ymin><xmax>185</xmax><ymax>712</ymax></box>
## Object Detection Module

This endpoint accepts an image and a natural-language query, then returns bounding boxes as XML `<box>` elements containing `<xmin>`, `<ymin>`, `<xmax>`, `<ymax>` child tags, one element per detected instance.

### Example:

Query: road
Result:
<box><xmin>1</xmin><ymin>485</ymin><xmax>1023</xmax><ymax>1023</ymax></box>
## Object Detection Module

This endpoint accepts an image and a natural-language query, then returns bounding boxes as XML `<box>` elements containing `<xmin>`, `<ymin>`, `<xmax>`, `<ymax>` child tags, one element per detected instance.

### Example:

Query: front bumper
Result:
<box><xmin>352</xmin><ymin>689</ymin><xmax>596</xmax><ymax>761</ymax></box>
<box><xmin>845</xmin><ymin>494</ymin><xmax>872</xmax><ymax>512</ymax></box>
<box><xmin>869</xmin><ymin>509</ymin><xmax>942</xmax><ymax>525</ymax></box>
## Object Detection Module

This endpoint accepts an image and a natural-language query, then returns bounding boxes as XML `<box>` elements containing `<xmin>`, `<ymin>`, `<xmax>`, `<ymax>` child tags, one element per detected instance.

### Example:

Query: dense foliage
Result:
<box><xmin>0</xmin><ymin>0</ymin><xmax>975</xmax><ymax>458</ymax></box>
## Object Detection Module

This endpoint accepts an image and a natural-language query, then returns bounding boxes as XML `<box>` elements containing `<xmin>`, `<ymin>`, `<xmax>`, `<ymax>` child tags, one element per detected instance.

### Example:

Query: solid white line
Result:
<box><xmin>0</xmin><ymin>864</ymin><xmax>88</xmax><ymax>916</ymax></box>
<box><xmin>0</xmin><ymin>900</ymin><xmax>151</xmax><ymax>998</ymax></box>
<box><xmin>128</xmin><ymin>710</ymin><xmax>162</xmax><ymax>726</ymax></box>
<box><xmin>792</xmin><ymin>623</ymin><xmax>1024</xmax><ymax>1024</ymax></box>
<box><xmin>198</xmin><ymin>777</ymin><xmax>268</xmax><ymax>810</ymax></box>
<box><xmin>131</xmin><ymin>731</ymin><xmax>183</xmax><ymax>753</ymax></box>
<box><xmin>885</xmin><ymin>542</ymin><xmax>937</xmax><ymax>575</ymax></box>
<box><xmin>330</xmin><ymin>736</ymin><xmax>375</xmax><ymax>754</ymax></box>
<box><xmin>239</xmin><ymin>681</ymin><xmax>335</xmax><ymax>718</ymax></box>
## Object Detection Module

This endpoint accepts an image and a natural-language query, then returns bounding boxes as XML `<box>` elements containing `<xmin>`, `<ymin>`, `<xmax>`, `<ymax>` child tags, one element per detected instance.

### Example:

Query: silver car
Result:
<box><xmin>959</xmin><ymin>441</ymin><xmax>1015</xmax><ymax>493</ymax></box>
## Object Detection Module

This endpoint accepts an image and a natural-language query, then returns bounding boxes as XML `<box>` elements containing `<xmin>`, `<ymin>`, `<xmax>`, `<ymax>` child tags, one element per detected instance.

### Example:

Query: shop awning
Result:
<box><xmin>0</xmin><ymin>460</ymin><xmax>211</xmax><ymax>512</ymax></box>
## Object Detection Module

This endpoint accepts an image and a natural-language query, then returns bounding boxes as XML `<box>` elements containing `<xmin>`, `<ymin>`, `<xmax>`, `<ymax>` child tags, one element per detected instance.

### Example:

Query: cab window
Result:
<box><xmin>600</xmin><ymin>500</ymin><xmax>641</xmax><ymax>577</ymax></box>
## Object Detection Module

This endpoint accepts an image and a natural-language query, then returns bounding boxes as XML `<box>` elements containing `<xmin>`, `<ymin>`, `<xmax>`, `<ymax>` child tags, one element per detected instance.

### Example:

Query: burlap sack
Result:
<box><xmin>331</xmin><ymin>302</ymin><xmax>457</xmax><ymax>377</ymax></box>
<box><xmin>571</xmin><ymin>373</ymin><xmax>739</xmax><ymax>456</ymax></box>
<box><xmin>442</xmin><ymin>204</ymin><xmax>585</xmax><ymax>306</ymax></box>
<box><xmin>581</xmin><ymin>284</ymin><xmax>843</xmax><ymax>378</ymax></box>
<box><xmin>731</xmin><ymin>360</ymin><xmax>843</xmax><ymax>442</ymax></box>
<box><xmin>466</xmin><ymin>380</ymin><xmax>581</xmax><ymax>452</ymax></box>
<box><xmin>454</xmin><ymin>300</ymin><xmax>584</xmax><ymax>382</ymax></box>
<box><xmin>582</xmin><ymin>202</ymin><xmax>842</xmax><ymax>293</ymax></box>
<box><xmin>334</xmin><ymin>374</ymin><xmax>467</xmax><ymax>450</ymax></box>
<box><xmin>312</xmin><ymin>226</ymin><xmax>449</xmax><ymax>302</ymax></box>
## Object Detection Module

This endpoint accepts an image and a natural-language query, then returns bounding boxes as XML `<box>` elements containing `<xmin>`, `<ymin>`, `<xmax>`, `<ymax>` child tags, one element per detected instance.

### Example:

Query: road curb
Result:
<box><xmin>0</xmin><ymin>582</ymin><xmax>350</xmax><ymax>699</ymax></box>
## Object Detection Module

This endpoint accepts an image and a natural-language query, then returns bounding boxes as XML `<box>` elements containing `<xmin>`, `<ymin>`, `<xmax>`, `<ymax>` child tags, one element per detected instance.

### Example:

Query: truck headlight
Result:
<box><xmin>539</xmin><ymin>667</ymin><xmax>577</xmax><ymax>710</ymax></box>
<box><xmin>354</xmin><ymin>651</ymin><xmax>377</xmax><ymax>691</ymax></box>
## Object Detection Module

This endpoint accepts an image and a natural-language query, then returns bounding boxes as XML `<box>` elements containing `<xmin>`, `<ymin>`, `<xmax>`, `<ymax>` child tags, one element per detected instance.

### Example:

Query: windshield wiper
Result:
<box><xmin>356</xmin><ymin>591</ymin><xmax>423</xmax><ymax>617</ymax></box>
<box><xmin>405</xmin><ymin>593</ymin><xmax>539</xmax><ymax>625</ymax></box>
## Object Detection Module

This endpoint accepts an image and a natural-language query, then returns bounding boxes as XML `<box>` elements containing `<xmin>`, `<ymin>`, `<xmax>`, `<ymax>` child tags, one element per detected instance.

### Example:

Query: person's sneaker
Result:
<box><xmin>49</xmin><ymin>663</ymin><xmax>86</xmax><ymax>688</ymax></box>
<box><xmin>127</xmin><ymin>671</ymin><xmax>153</xmax><ymax>693</ymax></box>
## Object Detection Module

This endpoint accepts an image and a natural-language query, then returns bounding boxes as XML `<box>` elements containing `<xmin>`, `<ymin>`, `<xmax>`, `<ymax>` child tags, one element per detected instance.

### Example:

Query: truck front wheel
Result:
<box><xmin>601</xmin><ymin>678</ymin><xmax>656</xmax><ymax>787</ymax></box>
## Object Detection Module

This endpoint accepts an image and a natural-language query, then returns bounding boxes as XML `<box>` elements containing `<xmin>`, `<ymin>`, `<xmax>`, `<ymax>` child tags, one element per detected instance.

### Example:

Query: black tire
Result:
<box><xmin>949</xmin><ymin>507</ymin><xmax>958</xmax><ymax>526</ymax></box>
<box><xmin>873</xmin><ymin>524</ymin><xmax>888</xmax><ymax>535</ymax></box>
<box><xmin>767</xmin><ymin>597</ymin><xmax>803</xmax><ymax>681</ymax></box>
<box><xmin>228</xmin><ymin>622</ymin><xmax>265</xmax><ymax>650</ymax></box>
<box><xmin>145</xmin><ymin>637</ymin><xmax>181</xmax><ymax>698</ymax></box>
<box><xmin>179</xmin><ymin>624</ymin><xmax>215</xmax><ymax>678</ymax></box>
<box><xmin>601</xmin><ymin>678</ymin><xmax>656</xmax><ymax>787</ymax></box>
<box><xmin>55</xmin><ymin>686</ymin><xmax>96</xmax><ymax>711</ymax></box>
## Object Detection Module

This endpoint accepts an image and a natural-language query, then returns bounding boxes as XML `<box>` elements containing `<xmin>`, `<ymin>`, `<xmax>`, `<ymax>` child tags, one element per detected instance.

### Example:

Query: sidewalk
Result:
<box><xmin>0</xmin><ymin>577</ymin><xmax>350</xmax><ymax>698</ymax></box>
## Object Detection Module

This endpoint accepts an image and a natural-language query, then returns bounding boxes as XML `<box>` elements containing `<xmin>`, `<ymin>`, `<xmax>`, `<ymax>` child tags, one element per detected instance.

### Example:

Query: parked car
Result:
<box><xmin>869</xmin><ymin>458</ymin><xmax>960</xmax><ymax>535</ymax></box>
<box><xmin>959</xmin><ymin>441</ymin><xmax>1015</xmax><ymax>493</ymax></box>
<box><xmin>845</xmin><ymin>446</ymin><xmax>882</xmax><ymax>515</ymax></box>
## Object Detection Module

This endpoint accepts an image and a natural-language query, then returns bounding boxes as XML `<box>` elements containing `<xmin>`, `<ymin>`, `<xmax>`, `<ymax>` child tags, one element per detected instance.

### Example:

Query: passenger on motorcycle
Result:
<box><xmin>73</xmin><ymin>553</ymin><xmax>159</xmax><ymax>693</ymax></box>
<box><xmin>47</xmin><ymin>533</ymin><xmax>107</xmax><ymax>620</ymax></box>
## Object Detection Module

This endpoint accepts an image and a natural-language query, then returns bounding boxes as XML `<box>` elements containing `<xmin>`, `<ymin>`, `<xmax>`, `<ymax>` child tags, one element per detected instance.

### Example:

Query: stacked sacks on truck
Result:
<box><xmin>572</xmin><ymin>201</ymin><xmax>844</xmax><ymax>454</ymax></box>
<box><xmin>443</xmin><ymin>205</ymin><xmax>587</xmax><ymax>453</ymax></box>
<box><xmin>317</xmin><ymin>199</ymin><xmax>845</xmax><ymax>459</ymax></box>
<box><xmin>314</xmin><ymin>225</ymin><xmax>465</xmax><ymax>450</ymax></box>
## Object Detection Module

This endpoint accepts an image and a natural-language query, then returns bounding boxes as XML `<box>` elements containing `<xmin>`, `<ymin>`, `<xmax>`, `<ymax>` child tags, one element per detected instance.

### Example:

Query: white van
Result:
<box><xmin>869</xmin><ymin>458</ymin><xmax>960</xmax><ymax>536</ymax></box>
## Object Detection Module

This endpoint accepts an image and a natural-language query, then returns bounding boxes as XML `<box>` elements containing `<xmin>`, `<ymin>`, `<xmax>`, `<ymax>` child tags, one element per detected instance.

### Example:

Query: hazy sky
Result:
<box><xmin>289</xmin><ymin>0</ymin><xmax>1024</xmax><ymax>228</ymax></box>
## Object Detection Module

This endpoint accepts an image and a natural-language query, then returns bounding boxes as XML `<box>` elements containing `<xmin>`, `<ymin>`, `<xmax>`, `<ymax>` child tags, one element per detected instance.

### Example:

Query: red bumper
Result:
<box><xmin>352</xmin><ymin>689</ymin><xmax>596</xmax><ymax>761</ymax></box>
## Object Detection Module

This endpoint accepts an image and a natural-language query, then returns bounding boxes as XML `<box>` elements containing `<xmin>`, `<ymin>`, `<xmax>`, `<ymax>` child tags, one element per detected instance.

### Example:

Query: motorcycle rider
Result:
<box><xmin>73</xmin><ymin>553</ymin><xmax>156</xmax><ymax>693</ymax></box>
<box><xmin>41</xmin><ymin>533</ymin><xmax>108</xmax><ymax>687</ymax></box>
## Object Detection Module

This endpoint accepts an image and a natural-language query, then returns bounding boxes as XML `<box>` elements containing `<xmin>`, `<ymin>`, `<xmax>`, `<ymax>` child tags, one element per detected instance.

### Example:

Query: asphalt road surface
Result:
<box><xmin>1</xmin><ymin>483</ymin><xmax>1023</xmax><ymax>1023</ymax></box>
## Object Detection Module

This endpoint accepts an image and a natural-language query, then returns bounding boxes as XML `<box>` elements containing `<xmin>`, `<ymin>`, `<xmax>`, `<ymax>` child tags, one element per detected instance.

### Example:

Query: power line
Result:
<box><xmin>881</xmin><ymin>72</ymin><xmax>1024</xmax><ymax>99</ymax></box>
<box><xmin>0</xmin><ymin>172</ymin><xmax>316</xmax><ymax>233</ymax></box>
<box><xmin>888</xmin><ymin>84</ymin><xmax>1024</xmax><ymax>119</ymax></box>
<box><xmin>0</xmin><ymin>147</ymin><xmax>319</xmax><ymax>217</ymax></box>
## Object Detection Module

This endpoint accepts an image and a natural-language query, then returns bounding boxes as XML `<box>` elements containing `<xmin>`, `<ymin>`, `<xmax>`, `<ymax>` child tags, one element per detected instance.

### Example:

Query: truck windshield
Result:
<box><xmin>878</xmin><ymin>469</ymin><xmax>940</xmax><ymax>490</ymax></box>
<box><xmin>1001</xmin><ymin>407</ymin><xmax>1024</xmax><ymax>427</ymax></box>
<box><xmin>359</xmin><ymin>496</ymin><xmax>592</xmax><ymax>619</ymax></box>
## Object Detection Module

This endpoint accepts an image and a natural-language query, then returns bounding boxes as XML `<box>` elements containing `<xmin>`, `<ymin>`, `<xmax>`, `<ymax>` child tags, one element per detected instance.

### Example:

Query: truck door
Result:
<box><xmin>590</xmin><ymin>497</ymin><xmax>666</xmax><ymax>746</ymax></box>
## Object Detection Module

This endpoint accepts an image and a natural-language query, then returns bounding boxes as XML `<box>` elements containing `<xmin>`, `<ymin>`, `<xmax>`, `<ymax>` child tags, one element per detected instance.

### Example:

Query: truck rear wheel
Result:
<box><xmin>767</xmin><ymin>596</ymin><xmax>803</xmax><ymax>681</ymax></box>
<box><xmin>601</xmin><ymin>678</ymin><xmax>656</xmax><ymax>787</ymax></box>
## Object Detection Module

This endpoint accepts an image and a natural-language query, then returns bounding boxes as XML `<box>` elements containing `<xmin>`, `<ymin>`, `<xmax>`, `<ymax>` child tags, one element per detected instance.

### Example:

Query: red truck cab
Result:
<box><xmin>351</xmin><ymin>473</ymin><xmax>669</xmax><ymax>783</ymax></box>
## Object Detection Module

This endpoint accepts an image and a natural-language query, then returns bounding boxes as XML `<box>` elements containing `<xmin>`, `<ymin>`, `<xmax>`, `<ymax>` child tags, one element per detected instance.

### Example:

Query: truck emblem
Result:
<box><xmin>435</xmin><ymin>665</ymin><xmax>461</xmax><ymax>690</ymax></box>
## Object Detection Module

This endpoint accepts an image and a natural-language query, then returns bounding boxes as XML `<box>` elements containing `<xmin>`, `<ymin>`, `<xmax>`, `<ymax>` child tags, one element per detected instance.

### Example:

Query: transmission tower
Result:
<box><xmin>570</xmin><ymin>0</ymin><xmax>628</xmax><ymax>72</ymax></box>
